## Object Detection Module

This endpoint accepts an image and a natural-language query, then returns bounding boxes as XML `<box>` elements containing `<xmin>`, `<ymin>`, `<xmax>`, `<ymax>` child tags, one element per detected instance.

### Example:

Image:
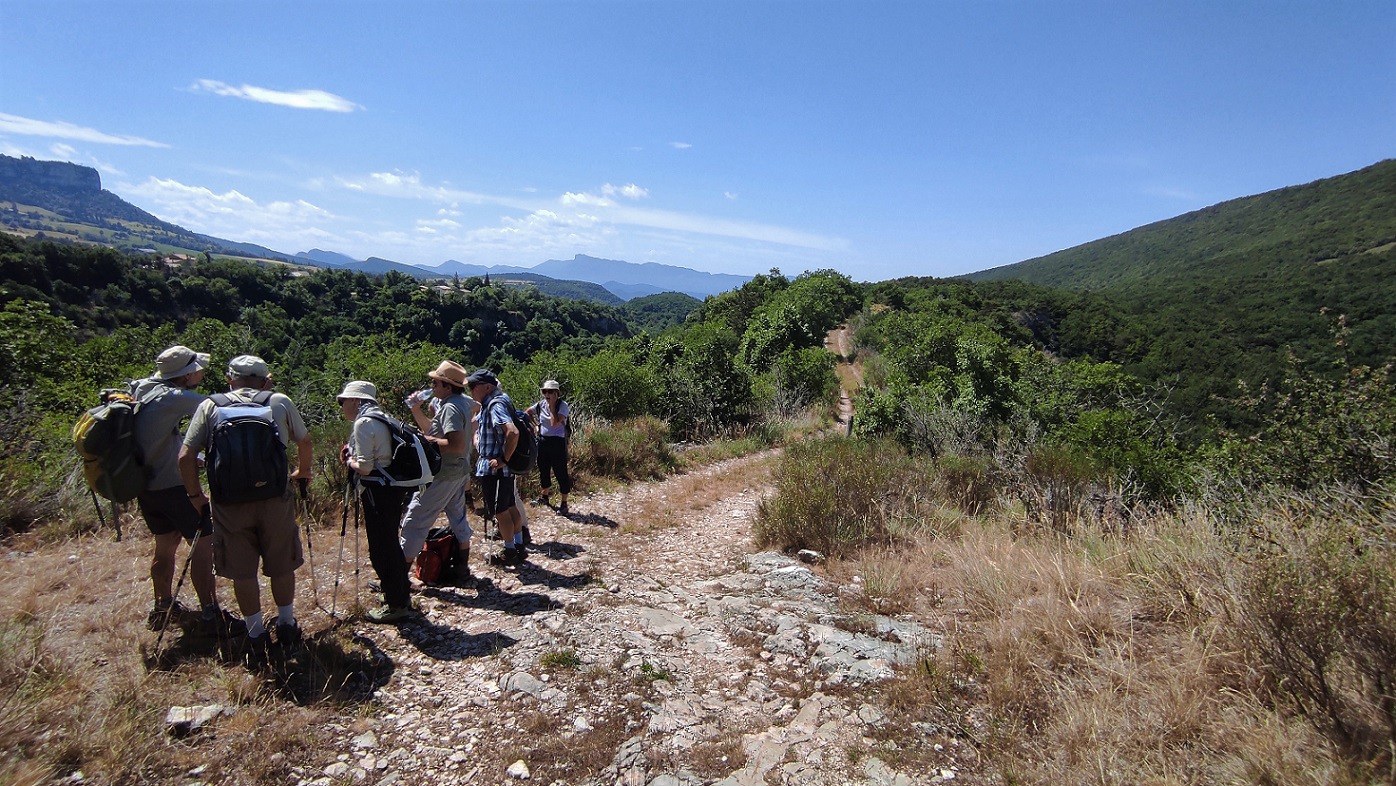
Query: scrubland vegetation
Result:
<box><xmin>2</xmin><ymin>225</ymin><xmax>1394</xmax><ymax>783</ymax></box>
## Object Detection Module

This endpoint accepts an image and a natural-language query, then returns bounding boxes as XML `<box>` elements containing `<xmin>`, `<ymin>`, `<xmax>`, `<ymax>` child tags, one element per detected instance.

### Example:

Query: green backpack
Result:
<box><xmin>73</xmin><ymin>387</ymin><xmax>147</xmax><ymax>504</ymax></box>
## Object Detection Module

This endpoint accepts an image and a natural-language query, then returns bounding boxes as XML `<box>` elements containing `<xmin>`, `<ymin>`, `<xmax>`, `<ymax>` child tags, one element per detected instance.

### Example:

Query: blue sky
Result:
<box><xmin>2</xmin><ymin>1</ymin><xmax>1392</xmax><ymax>280</ymax></box>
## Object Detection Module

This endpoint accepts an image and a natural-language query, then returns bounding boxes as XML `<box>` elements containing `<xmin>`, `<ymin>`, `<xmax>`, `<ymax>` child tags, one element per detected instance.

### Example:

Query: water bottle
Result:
<box><xmin>404</xmin><ymin>388</ymin><xmax>431</xmax><ymax>408</ymax></box>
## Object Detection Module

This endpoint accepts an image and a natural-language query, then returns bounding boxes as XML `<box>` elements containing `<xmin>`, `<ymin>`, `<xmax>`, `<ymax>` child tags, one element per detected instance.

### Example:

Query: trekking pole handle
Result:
<box><xmin>297</xmin><ymin>477</ymin><xmax>310</xmax><ymax>499</ymax></box>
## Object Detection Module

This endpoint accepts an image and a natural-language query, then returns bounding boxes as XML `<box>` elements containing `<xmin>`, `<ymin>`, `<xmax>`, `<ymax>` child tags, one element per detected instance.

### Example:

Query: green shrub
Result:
<box><xmin>1238</xmin><ymin>490</ymin><xmax>1396</xmax><ymax>761</ymax></box>
<box><xmin>571</xmin><ymin>416</ymin><xmax>674</xmax><ymax>480</ymax></box>
<box><xmin>1016</xmin><ymin>444</ymin><xmax>1108</xmax><ymax>533</ymax></box>
<box><xmin>933</xmin><ymin>454</ymin><xmax>998</xmax><ymax>514</ymax></box>
<box><xmin>755</xmin><ymin>436</ymin><xmax>930</xmax><ymax>557</ymax></box>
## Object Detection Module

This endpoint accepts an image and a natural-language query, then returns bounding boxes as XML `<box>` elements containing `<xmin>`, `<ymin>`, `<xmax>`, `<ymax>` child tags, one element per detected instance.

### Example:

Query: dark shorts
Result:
<box><xmin>475</xmin><ymin>474</ymin><xmax>516</xmax><ymax>516</ymax></box>
<box><xmin>138</xmin><ymin>486</ymin><xmax>213</xmax><ymax>540</ymax></box>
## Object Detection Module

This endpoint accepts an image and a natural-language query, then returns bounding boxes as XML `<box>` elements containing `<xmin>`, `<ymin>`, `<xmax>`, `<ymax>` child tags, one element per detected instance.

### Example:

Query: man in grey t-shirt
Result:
<box><xmin>132</xmin><ymin>345</ymin><xmax>236</xmax><ymax>633</ymax></box>
<box><xmin>399</xmin><ymin>359</ymin><xmax>477</xmax><ymax>584</ymax></box>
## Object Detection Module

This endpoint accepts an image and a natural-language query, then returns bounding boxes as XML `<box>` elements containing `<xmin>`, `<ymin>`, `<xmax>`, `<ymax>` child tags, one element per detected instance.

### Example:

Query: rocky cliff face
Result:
<box><xmin>0</xmin><ymin>155</ymin><xmax>101</xmax><ymax>192</ymax></box>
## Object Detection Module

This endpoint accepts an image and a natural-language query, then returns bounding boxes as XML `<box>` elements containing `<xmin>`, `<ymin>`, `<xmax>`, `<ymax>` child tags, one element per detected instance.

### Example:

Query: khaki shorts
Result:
<box><xmin>210</xmin><ymin>488</ymin><xmax>304</xmax><ymax>581</ymax></box>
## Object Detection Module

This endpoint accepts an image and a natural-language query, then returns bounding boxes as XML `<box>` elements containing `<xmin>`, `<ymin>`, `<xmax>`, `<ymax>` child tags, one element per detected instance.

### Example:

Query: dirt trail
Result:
<box><xmin>287</xmin><ymin>444</ymin><xmax>971</xmax><ymax>786</ymax></box>
<box><xmin>825</xmin><ymin>324</ymin><xmax>861</xmax><ymax>434</ymax></box>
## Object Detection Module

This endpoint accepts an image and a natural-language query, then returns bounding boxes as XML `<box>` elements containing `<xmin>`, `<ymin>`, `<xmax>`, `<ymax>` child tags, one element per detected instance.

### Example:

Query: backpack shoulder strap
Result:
<box><xmin>210</xmin><ymin>393</ymin><xmax>231</xmax><ymax>407</ymax></box>
<box><xmin>251</xmin><ymin>390</ymin><xmax>274</xmax><ymax>406</ymax></box>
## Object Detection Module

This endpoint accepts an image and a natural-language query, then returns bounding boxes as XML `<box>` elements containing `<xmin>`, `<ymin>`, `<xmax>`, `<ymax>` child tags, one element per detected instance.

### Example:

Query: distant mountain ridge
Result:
<box><xmin>0</xmin><ymin>154</ymin><xmax>748</xmax><ymax>304</ymax></box>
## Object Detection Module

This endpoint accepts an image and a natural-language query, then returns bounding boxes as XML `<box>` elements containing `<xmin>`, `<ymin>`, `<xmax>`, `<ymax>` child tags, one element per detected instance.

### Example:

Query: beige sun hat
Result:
<box><xmin>155</xmin><ymin>345</ymin><xmax>210</xmax><ymax>380</ymax></box>
<box><xmin>541</xmin><ymin>379</ymin><xmax>561</xmax><ymax>391</ymax></box>
<box><xmin>428</xmin><ymin>360</ymin><xmax>468</xmax><ymax>387</ymax></box>
<box><xmin>336</xmin><ymin>380</ymin><xmax>378</xmax><ymax>403</ymax></box>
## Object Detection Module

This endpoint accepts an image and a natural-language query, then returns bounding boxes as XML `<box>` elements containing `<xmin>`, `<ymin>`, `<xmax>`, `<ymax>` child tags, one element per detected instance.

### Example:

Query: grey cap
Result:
<box><xmin>227</xmin><ymin>354</ymin><xmax>270</xmax><ymax>378</ymax></box>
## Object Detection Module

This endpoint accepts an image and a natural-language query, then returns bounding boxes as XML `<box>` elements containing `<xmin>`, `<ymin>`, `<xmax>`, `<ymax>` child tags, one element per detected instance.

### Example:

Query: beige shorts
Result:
<box><xmin>211</xmin><ymin>488</ymin><xmax>304</xmax><ymax>581</ymax></box>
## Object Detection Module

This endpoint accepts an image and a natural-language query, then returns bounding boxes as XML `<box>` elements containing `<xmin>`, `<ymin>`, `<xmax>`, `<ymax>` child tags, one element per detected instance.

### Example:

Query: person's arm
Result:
<box><xmin>293</xmin><ymin>434</ymin><xmax>313</xmax><ymax>480</ymax></box>
<box><xmin>408</xmin><ymin>395</ymin><xmax>433</xmax><ymax>435</ymax></box>
<box><xmin>177</xmin><ymin>444</ymin><xmax>207</xmax><ymax>510</ymax></box>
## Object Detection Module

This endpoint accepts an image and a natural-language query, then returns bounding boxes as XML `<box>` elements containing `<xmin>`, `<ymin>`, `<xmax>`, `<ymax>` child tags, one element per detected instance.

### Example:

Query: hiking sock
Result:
<box><xmin>245</xmin><ymin>611</ymin><xmax>266</xmax><ymax>639</ymax></box>
<box><xmin>276</xmin><ymin>605</ymin><xmax>295</xmax><ymax>626</ymax></box>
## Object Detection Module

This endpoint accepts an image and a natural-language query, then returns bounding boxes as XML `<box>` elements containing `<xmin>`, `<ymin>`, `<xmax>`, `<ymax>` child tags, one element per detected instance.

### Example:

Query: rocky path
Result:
<box><xmin>296</xmin><ymin>451</ymin><xmax>956</xmax><ymax>786</ymax></box>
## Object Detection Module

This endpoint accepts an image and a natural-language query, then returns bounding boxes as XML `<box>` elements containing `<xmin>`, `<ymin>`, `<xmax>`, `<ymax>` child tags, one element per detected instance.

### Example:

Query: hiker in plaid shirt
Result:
<box><xmin>466</xmin><ymin>369</ymin><xmax>525</xmax><ymax>567</ymax></box>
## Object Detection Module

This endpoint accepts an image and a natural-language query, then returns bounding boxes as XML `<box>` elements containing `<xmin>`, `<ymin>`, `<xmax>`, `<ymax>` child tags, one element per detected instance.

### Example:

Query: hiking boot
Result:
<box><xmin>199</xmin><ymin>608</ymin><xmax>246</xmax><ymax>638</ymax></box>
<box><xmin>244</xmin><ymin>633</ymin><xmax>271</xmax><ymax>670</ymax></box>
<box><xmin>510</xmin><ymin>545</ymin><xmax>528</xmax><ymax>566</ymax></box>
<box><xmin>521</xmin><ymin>526</ymin><xmax>532</xmax><ymax>546</ymax></box>
<box><xmin>366</xmin><ymin>604</ymin><xmax>416</xmax><ymax>624</ymax></box>
<box><xmin>147</xmin><ymin>598</ymin><xmax>192</xmax><ymax>631</ymax></box>
<box><xmin>450</xmin><ymin>550</ymin><xmax>472</xmax><ymax>585</ymax></box>
<box><xmin>487</xmin><ymin>547</ymin><xmax>517</xmax><ymax>567</ymax></box>
<box><xmin>557</xmin><ymin>501</ymin><xmax>569</xmax><ymax>516</ymax></box>
<box><xmin>275</xmin><ymin>621</ymin><xmax>302</xmax><ymax>655</ymax></box>
<box><xmin>533</xmin><ymin>495</ymin><xmax>551</xmax><ymax>507</ymax></box>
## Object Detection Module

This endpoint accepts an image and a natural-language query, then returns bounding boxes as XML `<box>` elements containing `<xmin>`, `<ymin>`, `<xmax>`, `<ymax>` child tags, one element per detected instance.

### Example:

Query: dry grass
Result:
<box><xmin>0</xmin><ymin>523</ymin><xmax>391</xmax><ymax>784</ymax></box>
<box><xmin>621</xmin><ymin>453</ymin><xmax>774</xmax><ymax>534</ymax></box>
<box><xmin>849</xmin><ymin>501</ymin><xmax>1383</xmax><ymax>785</ymax></box>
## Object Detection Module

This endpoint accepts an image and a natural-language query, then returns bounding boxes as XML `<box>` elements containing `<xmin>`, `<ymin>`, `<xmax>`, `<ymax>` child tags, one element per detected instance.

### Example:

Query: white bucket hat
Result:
<box><xmin>155</xmin><ymin>345</ymin><xmax>210</xmax><ymax>380</ymax></box>
<box><xmin>336</xmin><ymin>380</ymin><xmax>378</xmax><ymax>403</ymax></box>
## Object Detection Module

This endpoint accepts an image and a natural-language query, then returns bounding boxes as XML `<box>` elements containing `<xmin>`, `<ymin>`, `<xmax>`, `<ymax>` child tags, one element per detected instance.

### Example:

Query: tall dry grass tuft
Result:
<box><xmin>754</xmin><ymin>436</ymin><xmax>948</xmax><ymax>557</ymax></box>
<box><xmin>846</xmin><ymin>497</ymin><xmax>1383</xmax><ymax>784</ymax></box>
<box><xmin>571</xmin><ymin>415</ymin><xmax>676</xmax><ymax>481</ymax></box>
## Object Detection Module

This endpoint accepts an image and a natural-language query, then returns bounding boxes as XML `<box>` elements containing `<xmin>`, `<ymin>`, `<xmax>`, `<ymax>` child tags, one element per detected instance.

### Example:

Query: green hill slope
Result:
<box><xmin>969</xmin><ymin>159</ymin><xmax>1396</xmax><ymax>292</ymax></box>
<box><xmin>965</xmin><ymin>160</ymin><xmax>1396</xmax><ymax>423</ymax></box>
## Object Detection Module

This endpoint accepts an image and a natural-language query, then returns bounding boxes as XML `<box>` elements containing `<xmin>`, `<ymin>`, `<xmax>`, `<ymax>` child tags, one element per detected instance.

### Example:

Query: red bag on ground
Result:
<box><xmin>415</xmin><ymin>526</ymin><xmax>459</xmax><ymax>585</ymax></box>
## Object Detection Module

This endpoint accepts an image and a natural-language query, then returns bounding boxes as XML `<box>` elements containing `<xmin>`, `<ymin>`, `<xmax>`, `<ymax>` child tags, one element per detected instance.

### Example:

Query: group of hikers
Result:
<box><xmin>131</xmin><ymin>344</ymin><xmax>573</xmax><ymax>668</ymax></box>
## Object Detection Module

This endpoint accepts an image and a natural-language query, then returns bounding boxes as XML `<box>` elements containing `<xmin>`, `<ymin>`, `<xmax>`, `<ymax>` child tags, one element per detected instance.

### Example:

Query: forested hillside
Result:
<box><xmin>968</xmin><ymin>159</ymin><xmax>1396</xmax><ymax>420</ymax></box>
<box><xmin>0</xmin><ymin>235</ymin><xmax>858</xmax><ymax>533</ymax></box>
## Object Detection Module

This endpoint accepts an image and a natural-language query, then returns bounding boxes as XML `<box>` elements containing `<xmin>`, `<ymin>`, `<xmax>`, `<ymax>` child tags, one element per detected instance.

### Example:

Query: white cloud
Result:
<box><xmin>602</xmin><ymin>183</ymin><xmax>649</xmax><ymax>200</ymax></box>
<box><xmin>724</xmin><ymin>191</ymin><xmax>738</xmax><ymax>200</ymax></box>
<box><xmin>332</xmin><ymin>169</ymin><xmax>845</xmax><ymax>257</ymax></box>
<box><xmin>0</xmin><ymin>113</ymin><xmax>168</xmax><ymax>147</ymax></box>
<box><xmin>670</xmin><ymin>141</ymin><xmax>692</xmax><ymax>150</ymax></box>
<box><xmin>49</xmin><ymin>143</ymin><xmax>76</xmax><ymax>158</ymax></box>
<box><xmin>120</xmin><ymin>176</ymin><xmax>336</xmax><ymax>246</ymax></box>
<box><xmin>191</xmin><ymin>79</ymin><xmax>363</xmax><ymax>113</ymax></box>
<box><xmin>562</xmin><ymin>191</ymin><xmax>614</xmax><ymax>208</ymax></box>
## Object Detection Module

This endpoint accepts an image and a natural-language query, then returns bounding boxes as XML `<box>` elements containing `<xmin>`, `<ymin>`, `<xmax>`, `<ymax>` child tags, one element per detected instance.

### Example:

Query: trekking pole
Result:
<box><xmin>331</xmin><ymin>479</ymin><xmax>350</xmax><ymax>619</ymax></box>
<box><xmin>152</xmin><ymin>529</ymin><xmax>200</xmax><ymax>664</ymax></box>
<box><xmin>297</xmin><ymin>478</ymin><xmax>328</xmax><ymax>616</ymax></box>
<box><xmin>88</xmin><ymin>489</ymin><xmax>108</xmax><ymax>534</ymax></box>
<box><xmin>353</xmin><ymin>487</ymin><xmax>363</xmax><ymax>611</ymax></box>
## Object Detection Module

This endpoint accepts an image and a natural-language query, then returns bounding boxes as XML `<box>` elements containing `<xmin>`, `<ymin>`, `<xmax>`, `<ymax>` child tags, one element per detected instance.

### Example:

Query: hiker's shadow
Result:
<box><xmin>394</xmin><ymin>615</ymin><xmax>518</xmax><ymax>661</ymax></box>
<box><xmin>558</xmin><ymin>510</ymin><xmax>619</xmax><ymax>529</ymax></box>
<box><xmin>421</xmin><ymin>581</ymin><xmax>562</xmax><ymax>616</ymax></box>
<box><xmin>515</xmin><ymin>552</ymin><xmax>595</xmax><ymax>592</ymax></box>
<box><xmin>273</xmin><ymin>630</ymin><xmax>396</xmax><ymax>705</ymax></box>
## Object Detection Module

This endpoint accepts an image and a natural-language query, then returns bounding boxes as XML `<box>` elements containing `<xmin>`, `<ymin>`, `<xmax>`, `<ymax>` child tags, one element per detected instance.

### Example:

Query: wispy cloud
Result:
<box><xmin>0</xmin><ymin>113</ymin><xmax>168</xmax><ymax>147</ymax></box>
<box><xmin>669</xmin><ymin>141</ymin><xmax>692</xmax><ymax>150</ymax></box>
<box><xmin>1141</xmin><ymin>184</ymin><xmax>1200</xmax><ymax>201</ymax></box>
<box><xmin>337</xmin><ymin>171</ymin><xmax>844</xmax><ymax>252</ymax></box>
<box><xmin>724</xmin><ymin>191</ymin><xmax>738</xmax><ymax>200</ymax></box>
<box><xmin>602</xmin><ymin>183</ymin><xmax>649</xmax><ymax>200</ymax></box>
<box><xmin>191</xmin><ymin>79</ymin><xmax>363</xmax><ymax>113</ymax></box>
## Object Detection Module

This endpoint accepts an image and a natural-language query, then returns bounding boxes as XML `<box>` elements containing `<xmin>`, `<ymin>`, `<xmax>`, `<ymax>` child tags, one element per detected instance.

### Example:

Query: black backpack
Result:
<box><xmin>362</xmin><ymin>413</ymin><xmax>441</xmax><ymax>487</ymax></box>
<box><xmin>503</xmin><ymin>400</ymin><xmax>538</xmax><ymax>473</ymax></box>
<box><xmin>207</xmin><ymin>391</ymin><xmax>288</xmax><ymax>504</ymax></box>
